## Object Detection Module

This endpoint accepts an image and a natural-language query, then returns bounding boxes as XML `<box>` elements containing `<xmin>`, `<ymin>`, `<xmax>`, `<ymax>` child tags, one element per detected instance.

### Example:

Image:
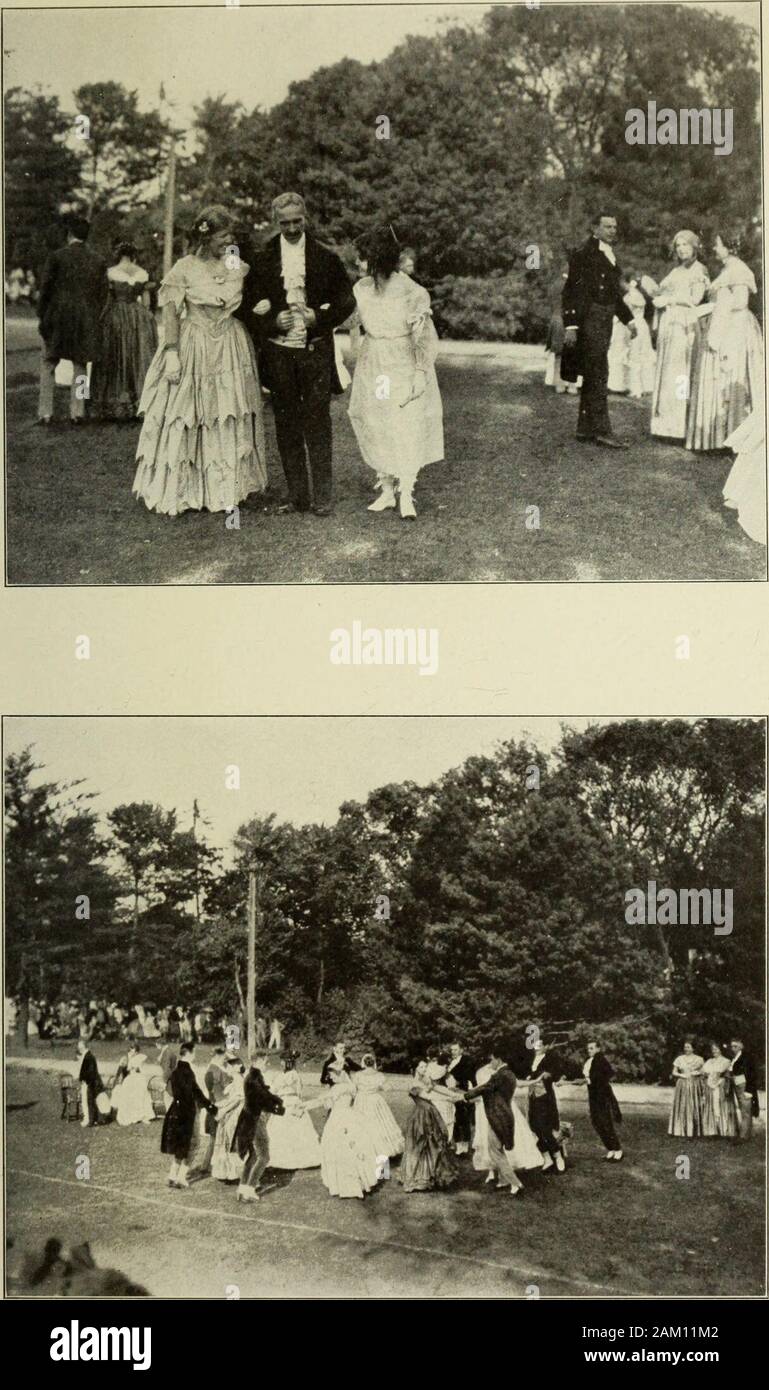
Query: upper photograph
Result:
<box><xmin>3</xmin><ymin>1</ymin><xmax>765</xmax><ymax>585</ymax></box>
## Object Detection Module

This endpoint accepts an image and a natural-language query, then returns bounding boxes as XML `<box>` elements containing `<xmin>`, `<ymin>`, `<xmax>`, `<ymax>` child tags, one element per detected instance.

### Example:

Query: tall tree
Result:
<box><xmin>71</xmin><ymin>81</ymin><xmax>171</xmax><ymax>212</ymax></box>
<box><xmin>3</xmin><ymin>87</ymin><xmax>82</xmax><ymax>275</ymax></box>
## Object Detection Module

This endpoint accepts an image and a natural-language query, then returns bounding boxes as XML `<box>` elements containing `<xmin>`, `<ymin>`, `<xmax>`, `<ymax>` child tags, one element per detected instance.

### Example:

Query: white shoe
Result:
<box><xmin>541</xmin><ymin>1153</ymin><xmax>554</xmax><ymax>1171</ymax></box>
<box><xmin>399</xmin><ymin>488</ymin><xmax>417</xmax><ymax>520</ymax></box>
<box><xmin>485</xmin><ymin>1172</ymin><xmax>496</xmax><ymax>1184</ymax></box>
<box><xmin>613</xmin><ymin>1151</ymin><xmax>624</xmax><ymax>1162</ymax></box>
<box><xmin>554</xmin><ymin>1152</ymin><xmax>566</xmax><ymax>1172</ymax></box>
<box><xmin>368</xmin><ymin>487</ymin><xmax>396</xmax><ymax>512</ymax></box>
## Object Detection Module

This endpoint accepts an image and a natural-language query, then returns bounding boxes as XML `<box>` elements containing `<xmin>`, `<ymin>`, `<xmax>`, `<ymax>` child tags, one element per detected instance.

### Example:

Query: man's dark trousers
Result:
<box><xmin>577</xmin><ymin>303</ymin><xmax>615</xmax><ymax>439</ymax></box>
<box><xmin>264</xmin><ymin>338</ymin><xmax>334</xmax><ymax>510</ymax></box>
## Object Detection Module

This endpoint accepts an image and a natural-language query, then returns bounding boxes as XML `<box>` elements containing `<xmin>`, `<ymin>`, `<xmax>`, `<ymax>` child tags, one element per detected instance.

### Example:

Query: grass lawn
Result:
<box><xmin>6</xmin><ymin>346</ymin><xmax>764</xmax><ymax>584</ymax></box>
<box><xmin>6</xmin><ymin>1064</ymin><xmax>764</xmax><ymax>1298</ymax></box>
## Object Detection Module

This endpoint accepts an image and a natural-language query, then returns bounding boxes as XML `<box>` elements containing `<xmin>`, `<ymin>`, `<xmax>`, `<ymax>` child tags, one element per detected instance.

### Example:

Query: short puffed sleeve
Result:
<box><xmin>725</xmin><ymin>257</ymin><xmax>757</xmax><ymax>294</ymax></box>
<box><xmin>157</xmin><ymin>258</ymin><xmax>190</xmax><ymax>311</ymax></box>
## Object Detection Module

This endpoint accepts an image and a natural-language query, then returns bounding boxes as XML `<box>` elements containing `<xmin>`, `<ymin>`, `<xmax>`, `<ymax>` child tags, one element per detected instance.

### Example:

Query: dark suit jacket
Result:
<box><xmin>466</xmin><ymin>1065</ymin><xmax>516</xmax><ymax>1149</ymax></box>
<box><xmin>78</xmin><ymin>1050</ymin><xmax>103</xmax><ymax>1093</ymax></box>
<box><xmin>445</xmin><ymin>1053</ymin><xmax>476</xmax><ymax>1090</ymax></box>
<box><xmin>320</xmin><ymin>1054</ymin><xmax>362</xmax><ymax>1086</ymax></box>
<box><xmin>587</xmin><ymin>1052</ymin><xmax>622</xmax><ymax>1122</ymax></box>
<box><xmin>731</xmin><ymin>1051</ymin><xmax>760</xmax><ymax>1116</ymax></box>
<box><xmin>232</xmin><ymin>1066</ymin><xmax>285</xmax><ymax>1157</ymax></box>
<box><xmin>248</xmin><ymin>233</ymin><xmax>355</xmax><ymax>392</ymax></box>
<box><xmin>562</xmin><ymin>237</ymin><xmax>633</xmax><ymax>331</ymax></box>
<box><xmin>526</xmin><ymin>1051</ymin><xmax>562</xmax><ymax>1132</ymax></box>
<box><xmin>38</xmin><ymin>241</ymin><xmax>108</xmax><ymax>362</ymax></box>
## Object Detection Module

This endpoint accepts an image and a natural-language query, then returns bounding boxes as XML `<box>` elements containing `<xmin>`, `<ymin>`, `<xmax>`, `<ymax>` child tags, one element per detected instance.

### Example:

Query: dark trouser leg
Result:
<box><xmin>590</xmin><ymin>1096</ymin><xmax>619</xmax><ymax>1151</ymax></box>
<box><xmin>530</xmin><ymin>1097</ymin><xmax>561</xmax><ymax>1157</ymax></box>
<box><xmin>242</xmin><ymin>1117</ymin><xmax>270</xmax><ymax>1188</ymax></box>
<box><xmin>577</xmin><ymin>305</ymin><xmax>614</xmax><ymax>438</ymax></box>
<box><xmin>453</xmin><ymin>1099</ymin><xmax>473</xmax><ymax>1146</ymax></box>
<box><xmin>264</xmin><ymin>344</ymin><xmax>311</xmax><ymax>510</ymax></box>
<box><xmin>299</xmin><ymin>342</ymin><xmax>334</xmax><ymax>508</ymax></box>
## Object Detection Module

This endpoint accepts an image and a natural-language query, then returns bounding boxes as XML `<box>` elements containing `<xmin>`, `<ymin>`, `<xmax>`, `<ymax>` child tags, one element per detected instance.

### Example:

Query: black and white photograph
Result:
<box><xmin>4</xmin><ymin>715</ymin><xmax>765</xmax><ymax>1298</ymax></box>
<box><xmin>3</xmin><ymin>1</ymin><xmax>765</xmax><ymax>584</ymax></box>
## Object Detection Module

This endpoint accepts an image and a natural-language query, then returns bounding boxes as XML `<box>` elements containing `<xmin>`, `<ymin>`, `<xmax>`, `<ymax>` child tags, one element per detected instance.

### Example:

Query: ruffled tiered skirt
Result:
<box><xmin>133</xmin><ymin>317</ymin><xmax>267</xmax><ymax>515</ymax></box>
<box><xmin>686</xmin><ymin>310</ymin><xmax>764</xmax><ymax>451</ymax></box>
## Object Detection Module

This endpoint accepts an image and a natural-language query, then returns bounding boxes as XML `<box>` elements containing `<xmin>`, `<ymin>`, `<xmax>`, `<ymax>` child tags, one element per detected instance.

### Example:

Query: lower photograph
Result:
<box><xmin>3</xmin><ymin>714</ymin><xmax>765</xmax><ymax>1300</ymax></box>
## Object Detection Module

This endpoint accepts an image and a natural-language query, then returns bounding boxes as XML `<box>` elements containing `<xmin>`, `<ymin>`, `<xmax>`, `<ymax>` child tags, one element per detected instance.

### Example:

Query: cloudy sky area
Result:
<box><xmin>6</xmin><ymin>715</ymin><xmax>598</xmax><ymax>847</ymax></box>
<box><xmin>4</xmin><ymin>3</ymin><xmax>760</xmax><ymax>131</ymax></box>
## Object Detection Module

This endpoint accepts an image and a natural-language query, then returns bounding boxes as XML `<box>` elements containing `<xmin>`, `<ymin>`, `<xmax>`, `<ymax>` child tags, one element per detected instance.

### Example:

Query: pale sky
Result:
<box><xmin>3</xmin><ymin>3</ymin><xmax>760</xmax><ymax>133</ymax></box>
<box><xmin>5</xmin><ymin>715</ymin><xmax>592</xmax><ymax>850</ymax></box>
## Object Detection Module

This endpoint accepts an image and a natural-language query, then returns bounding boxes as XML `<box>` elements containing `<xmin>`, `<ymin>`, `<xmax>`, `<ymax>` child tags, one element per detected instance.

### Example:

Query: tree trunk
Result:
<box><xmin>317</xmin><ymin>952</ymin><xmax>325</xmax><ymax>1009</ymax></box>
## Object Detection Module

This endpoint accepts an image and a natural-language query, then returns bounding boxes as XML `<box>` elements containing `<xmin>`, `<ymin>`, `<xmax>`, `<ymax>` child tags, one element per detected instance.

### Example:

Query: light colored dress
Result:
<box><xmin>265</xmin><ymin>1070</ymin><xmax>321</xmax><ymax>1169</ymax></box>
<box><xmin>113</xmin><ymin>1053</ymin><xmax>154</xmax><ymax>1125</ymax></box>
<box><xmin>353</xmin><ymin>1067</ymin><xmax>404</xmax><ymax>1159</ymax></box>
<box><xmin>133</xmin><ymin>254</ymin><xmax>267</xmax><ymax>514</ymax></box>
<box><xmin>320</xmin><ymin>1077</ymin><xmax>378</xmax><ymax>1198</ymax></box>
<box><xmin>211</xmin><ymin>1075</ymin><xmax>245</xmax><ymax>1180</ymax></box>
<box><xmin>723</xmin><ymin>405</ymin><xmax>766</xmax><ymax>546</ymax></box>
<box><xmin>348</xmin><ymin>271</ymin><xmax>444</xmax><ymax>489</ymax></box>
<box><xmin>701</xmin><ymin>1055</ymin><xmax>739</xmax><ymax>1137</ymax></box>
<box><xmin>472</xmin><ymin>1063</ymin><xmax>494</xmax><ymax>1171</ymax></box>
<box><xmin>424</xmin><ymin>1061</ymin><xmax>457</xmax><ymax>1132</ymax></box>
<box><xmin>686</xmin><ymin>256</ymin><xmax>764</xmax><ymax>451</ymax></box>
<box><xmin>651</xmin><ymin>260</ymin><xmax>710</xmax><ymax>438</ymax></box>
<box><xmin>508</xmin><ymin>1096</ymin><xmax>546</xmax><ymax>1171</ymax></box>
<box><xmin>668</xmin><ymin>1053</ymin><xmax>706</xmax><ymax>1136</ymax></box>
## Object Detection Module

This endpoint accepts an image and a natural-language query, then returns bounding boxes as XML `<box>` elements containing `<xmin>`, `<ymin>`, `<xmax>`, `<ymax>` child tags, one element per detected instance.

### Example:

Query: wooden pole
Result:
<box><xmin>163</xmin><ymin>139</ymin><xmax>176</xmax><ymax>277</ymax></box>
<box><xmin>246</xmin><ymin>870</ymin><xmax>257</xmax><ymax>1055</ymax></box>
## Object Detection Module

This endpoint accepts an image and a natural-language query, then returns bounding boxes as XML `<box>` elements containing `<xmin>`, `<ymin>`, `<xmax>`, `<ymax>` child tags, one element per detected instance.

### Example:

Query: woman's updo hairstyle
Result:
<box><xmin>191</xmin><ymin>204</ymin><xmax>233</xmax><ymax>245</ymax></box>
<box><xmin>360</xmin><ymin>224</ymin><xmax>401</xmax><ymax>283</ymax></box>
<box><xmin>113</xmin><ymin>240</ymin><xmax>138</xmax><ymax>261</ymax></box>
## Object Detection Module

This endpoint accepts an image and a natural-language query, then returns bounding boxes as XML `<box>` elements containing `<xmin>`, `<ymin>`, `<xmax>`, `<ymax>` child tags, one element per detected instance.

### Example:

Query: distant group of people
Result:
<box><xmin>669</xmin><ymin>1037</ymin><xmax>759</xmax><ymax>1141</ymax></box>
<box><xmin>544</xmin><ymin>213</ymin><xmax>765</xmax><ymax>545</ymax></box>
<box><xmin>7</xmin><ymin>992</ymin><xmax>285</xmax><ymax>1055</ymax></box>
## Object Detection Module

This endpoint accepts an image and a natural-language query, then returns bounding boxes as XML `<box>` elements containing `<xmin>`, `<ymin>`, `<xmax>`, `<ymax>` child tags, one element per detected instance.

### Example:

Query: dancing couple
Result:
<box><xmin>133</xmin><ymin>194</ymin><xmax>444</xmax><ymax>522</ymax></box>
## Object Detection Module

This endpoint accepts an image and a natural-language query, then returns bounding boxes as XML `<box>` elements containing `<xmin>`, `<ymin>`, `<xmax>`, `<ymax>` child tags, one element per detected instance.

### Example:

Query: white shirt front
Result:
<box><xmin>598</xmin><ymin>239</ymin><xmax>617</xmax><ymax>266</ymax></box>
<box><xmin>275</xmin><ymin>233</ymin><xmax>307</xmax><ymax>347</ymax></box>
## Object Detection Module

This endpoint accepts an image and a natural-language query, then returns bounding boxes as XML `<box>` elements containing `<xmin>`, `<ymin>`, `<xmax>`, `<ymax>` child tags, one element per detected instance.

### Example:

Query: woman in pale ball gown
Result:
<box><xmin>349</xmin><ymin>225</ymin><xmax>444</xmax><ymax>520</ymax></box>
<box><xmin>722</xmin><ymin>401</ymin><xmax>766</xmax><ymax>546</ymax></box>
<box><xmin>649</xmin><ymin>230</ymin><xmax>710</xmax><ymax>440</ymax></box>
<box><xmin>91</xmin><ymin>241</ymin><xmax>157</xmax><ymax>420</ymax></box>
<box><xmin>112</xmin><ymin>1043</ymin><xmax>155</xmax><ymax>1126</ymax></box>
<box><xmin>211</xmin><ymin>1057</ymin><xmax>246</xmax><ymax>1181</ymax></box>
<box><xmin>686</xmin><ymin>230</ymin><xmax>763</xmax><ymax>451</ymax></box>
<box><xmin>133</xmin><ymin>204</ymin><xmax>267</xmax><ymax>515</ymax></box>
<box><xmin>352</xmin><ymin>1053</ymin><xmax>404</xmax><ymax>1162</ymax></box>
<box><xmin>262</xmin><ymin>1054</ymin><xmax>321</xmax><ymax>1169</ymax></box>
<box><xmin>320</xmin><ymin>1072</ymin><xmax>378</xmax><ymax>1198</ymax></box>
<box><xmin>668</xmin><ymin>1040</ymin><xmax>706</xmax><ymax>1137</ymax></box>
<box><xmin>701</xmin><ymin>1041</ymin><xmax>739</xmax><ymax>1138</ymax></box>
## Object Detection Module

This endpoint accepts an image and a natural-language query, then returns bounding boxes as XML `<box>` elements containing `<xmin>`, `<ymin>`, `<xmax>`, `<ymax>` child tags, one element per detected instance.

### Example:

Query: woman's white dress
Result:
<box><xmin>349</xmin><ymin>271</ymin><xmax>444</xmax><ymax>489</ymax></box>
<box><xmin>353</xmin><ymin>1068</ymin><xmax>404</xmax><ymax>1159</ymax></box>
<box><xmin>686</xmin><ymin>256</ymin><xmax>764</xmax><ymax>451</ymax></box>
<box><xmin>133</xmin><ymin>254</ymin><xmax>267</xmax><ymax>515</ymax></box>
<box><xmin>472</xmin><ymin>1063</ymin><xmax>494</xmax><ymax>1170</ymax></box>
<box><xmin>650</xmin><ymin>260</ymin><xmax>710</xmax><ymax>438</ymax></box>
<box><xmin>723</xmin><ymin>405</ymin><xmax>766</xmax><ymax>546</ymax></box>
<box><xmin>508</xmin><ymin>1097</ymin><xmax>545</xmax><ymax>1171</ymax></box>
<box><xmin>113</xmin><ymin>1054</ymin><xmax>154</xmax><ymax>1125</ymax></box>
<box><xmin>320</xmin><ymin>1078</ymin><xmax>378</xmax><ymax>1198</ymax></box>
<box><xmin>265</xmin><ymin>1070</ymin><xmax>321</xmax><ymax>1169</ymax></box>
<box><xmin>211</xmin><ymin>1075</ymin><xmax>245</xmax><ymax>1180</ymax></box>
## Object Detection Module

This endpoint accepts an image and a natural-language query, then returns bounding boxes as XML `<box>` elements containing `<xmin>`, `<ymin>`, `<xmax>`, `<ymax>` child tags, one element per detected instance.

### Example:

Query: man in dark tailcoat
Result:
<box><xmin>248</xmin><ymin>193</ymin><xmax>355</xmax><ymax>515</ymax></box>
<box><xmin>446</xmin><ymin>1040</ymin><xmax>477</xmax><ymax>1153</ymax></box>
<box><xmin>37</xmin><ymin>215</ymin><xmax>107</xmax><ymax>426</ymax></box>
<box><xmin>581</xmin><ymin>1040</ymin><xmax>623</xmax><ymax>1159</ymax></box>
<box><xmin>232</xmin><ymin>1053</ymin><xmax>285</xmax><ymax>1202</ymax></box>
<box><xmin>160</xmin><ymin>1042</ymin><xmax>216</xmax><ymax>1189</ymax></box>
<box><xmin>76</xmin><ymin>1039</ymin><xmax>105</xmax><ymax>1128</ymax></box>
<box><xmin>465</xmin><ymin>1048</ymin><xmax>523</xmax><ymax>1194</ymax></box>
<box><xmin>562</xmin><ymin>213</ymin><xmax>637</xmax><ymax>447</ymax></box>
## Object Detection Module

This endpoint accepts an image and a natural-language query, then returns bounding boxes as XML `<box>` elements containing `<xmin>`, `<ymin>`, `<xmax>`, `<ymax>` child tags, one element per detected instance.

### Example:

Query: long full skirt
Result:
<box><xmin>91</xmin><ymin>301</ymin><xmax>158</xmax><ymax>419</ymax></box>
<box><xmin>133</xmin><ymin>316</ymin><xmax>267</xmax><ymax>515</ymax></box>
<box><xmin>349</xmin><ymin>334</ymin><xmax>444</xmax><ymax>488</ymax></box>
<box><xmin>686</xmin><ymin>311</ymin><xmax>764</xmax><ymax>451</ymax></box>
<box><xmin>651</xmin><ymin>310</ymin><xmax>703</xmax><ymax>439</ymax></box>
<box><xmin>701</xmin><ymin>1079</ymin><xmax>740</xmax><ymax>1138</ymax></box>
<box><xmin>320</xmin><ymin>1106</ymin><xmax>378</xmax><ymax>1198</ymax></box>
<box><xmin>265</xmin><ymin>1108</ymin><xmax>321</xmax><ymax>1169</ymax></box>
<box><xmin>113</xmin><ymin>1070</ymin><xmax>154</xmax><ymax>1126</ymax></box>
<box><xmin>668</xmin><ymin>1076</ymin><xmax>706</xmax><ymax>1137</ymax></box>
<box><xmin>399</xmin><ymin>1097</ymin><xmax>458</xmax><ymax>1192</ymax></box>
<box><xmin>723</xmin><ymin>409</ymin><xmax>767</xmax><ymax>546</ymax></box>
<box><xmin>353</xmin><ymin>1091</ymin><xmax>404</xmax><ymax>1160</ymax></box>
<box><xmin>508</xmin><ymin>1099</ymin><xmax>545</xmax><ymax>1170</ymax></box>
<box><xmin>211</xmin><ymin>1104</ymin><xmax>245</xmax><ymax>1179</ymax></box>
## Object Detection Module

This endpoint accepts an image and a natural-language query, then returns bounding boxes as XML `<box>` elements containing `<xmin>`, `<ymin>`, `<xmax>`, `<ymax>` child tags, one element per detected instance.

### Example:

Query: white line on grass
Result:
<box><xmin>9</xmin><ymin>1167</ymin><xmax>631</xmax><ymax>1296</ymax></box>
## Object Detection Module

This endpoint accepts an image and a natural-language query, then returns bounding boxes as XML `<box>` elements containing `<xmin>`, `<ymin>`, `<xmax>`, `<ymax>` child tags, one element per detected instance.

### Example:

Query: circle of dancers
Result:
<box><xmin>33</xmin><ymin>201</ymin><xmax>763</xmax><ymax>540</ymax></box>
<box><xmin>67</xmin><ymin>1028</ymin><xmax>760</xmax><ymax>1203</ymax></box>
